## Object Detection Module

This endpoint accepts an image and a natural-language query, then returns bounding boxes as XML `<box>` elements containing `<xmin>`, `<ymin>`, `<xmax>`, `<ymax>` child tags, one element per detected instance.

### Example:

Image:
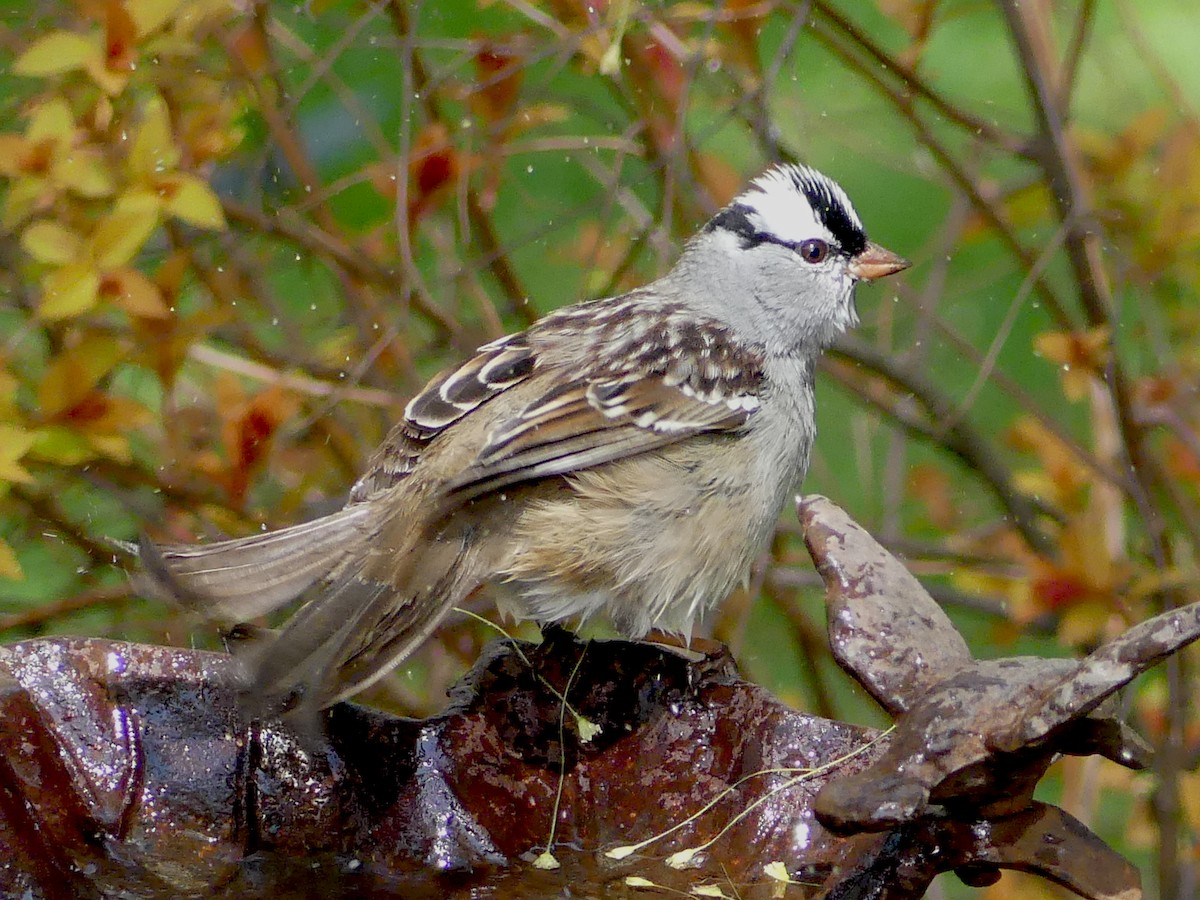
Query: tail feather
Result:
<box><xmin>246</xmin><ymin>508</ymin><xmax>491</xmax><ymax>716</ymax></box>
<box><xmin>138</xmin><ymin>504</ymin><xmax>376</xmax><ymax>623</ymax></box>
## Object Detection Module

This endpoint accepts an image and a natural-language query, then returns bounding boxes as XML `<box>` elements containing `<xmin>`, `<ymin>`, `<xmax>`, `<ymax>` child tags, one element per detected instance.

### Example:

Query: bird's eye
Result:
<box><xmin>798</xmin><ymin>239</ymin><xmax>829</xmax><ymax>264</ymax></box>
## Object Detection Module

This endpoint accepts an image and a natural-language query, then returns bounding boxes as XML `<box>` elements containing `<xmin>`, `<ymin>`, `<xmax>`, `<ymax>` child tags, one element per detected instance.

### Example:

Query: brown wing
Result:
<box><xmin>349</xmin><ymin>298</ymin><xmax>766</xmax><ymax>503</ymax></box>
<box><xmin>448</xmin><ymin>309</ymin><xmax>766</xmax><ymax>498</ymax></box>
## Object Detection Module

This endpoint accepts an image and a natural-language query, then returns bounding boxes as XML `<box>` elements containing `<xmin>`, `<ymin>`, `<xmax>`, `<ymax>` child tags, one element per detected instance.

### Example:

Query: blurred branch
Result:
<box><xmin>1059</xmin><ymin>0</ymin><xmax>1097</xmax><ymax>111</ymax></box>
<box><xmin>927</xmin><ymin>317</ymin><xmax>1128</xmax><ymax>492</ymax></box>
<box><xmin>766</xmin><ymin>584</ymin><xmax>838</xmax><ymax>720</ymax></box>
<box><xmin>812</xmin><ymin>1</ymin><xmax>1035</xmax><ymax>159</ymax></box>
<box><xmin>186</xmin><ymin>344</ymin><xmax>401</xmax><ymax>408</ymax></box>
<box><xmin>222</xmin><ymin>199</ymin><xmax>463</xmax><ymax>341</ymax></box>
<box><xmin>766</xmin><ymin>566</ymin><xmax>1040</xmax><ymax>625</ymax></box>
<box><xmin>828</xmin><ymin>336</ymin><xmax>1055</xmax><ymax>555</ymax></box>
<box><xmin>385</xmin><ymin>0</ymin><xmax>536</xmax><ymax>327</ymax></box>
<box><xmin>9</xmin><ymin>486</ymin><xmax>113</xmax><ymax>568</ymax></box>
<box><xmin>0</xmin><ymin>586</ymin><xmax>133</xmax><ymax>634</ymax></box>
<box><xmin>999</xmin><ymin>1</ymin><xmax>1182</xmax><ymax>561</ymax></box>
<box><xmin>807</xmin><ymin>17</ymin><xmax>1077</xmax><ymax>333</ymax></box>
<box><xmin>1000</xmin><ymin>7</ymin><xmax>1195</xmax><ymax>897</ymax></box>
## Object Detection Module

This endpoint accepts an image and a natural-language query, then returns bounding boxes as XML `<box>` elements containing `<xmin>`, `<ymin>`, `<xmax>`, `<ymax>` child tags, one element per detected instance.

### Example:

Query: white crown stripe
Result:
<box><xmin>735</xmin><ymin>163</ymin><xmax>863</xmax><ymax>248</ymax></box>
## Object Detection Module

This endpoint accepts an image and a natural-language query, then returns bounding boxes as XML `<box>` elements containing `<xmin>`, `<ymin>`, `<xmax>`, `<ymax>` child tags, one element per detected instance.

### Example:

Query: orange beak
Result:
<box><xmin>848</xmin><ymin>242</ymin><xmax>910</xmax><ymax>282</ymax></box>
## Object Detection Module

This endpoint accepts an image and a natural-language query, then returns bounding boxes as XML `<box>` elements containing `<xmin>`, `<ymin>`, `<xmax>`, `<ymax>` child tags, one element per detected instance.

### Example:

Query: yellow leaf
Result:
<box><xmin>129</xmin><ymin>94</ymin><xmax>180</xmax><ymax>178</ymax></box>
<box><xmin>29</xmin><ymin>425</ymin><xmax>96</xmax><ymax>465</ymax></box>
<box><xmin>87</xmin><ymin>432</ymin><xmax>132</xmax><ymax>462</ymax></box>
<box><xmin>38</xmin><ymin>263</ymin><xmax>101</xmax><ymax>320</ymax></box>
<box><xmin>13</xmin><ymin>31</ymin><xmax>97</xmax><ymax>77</ymax></box>
<box><xmin>91</xmin><ymin>208</ymin><xmax>160</xmax><ymax>268</ymax></box>
<box><xmin>1</xmin><ymin>178</ymin><xmax>46</xmax><ymax>230</ymax></box>
<box><xmin>0</xmin><ymin>538</ymin><xmax>22</xmax><ymax>580</ymax></box>
<box><xmin>142</xmin><ymin>31</ymin><xmax>202</xmax><ymax>60</ymax></box>
<box><xmin>161</xmin><ymin>172</ymin><xmax>225</xmax><ymax>229</ymax></box>
<box><xmin>691</xmin><ymin>886</ymin><xmax>733</xmax><ymax>899</ymax></box>
<box><xmin>21</xmin><ymin>220</ymin><xmax>84</xmax><ymax>265</ymax></box>
<box><xmin>175</xmin><ymin>0</ymin><xmax>234</xmax><ymax>37</ymax></box>
<box><xmin>113</xmin><ymin>187</ymin><xmax>162</xmax><ymax>219</ymax></box>
<box><xmin>54</xmin><ymin>147</ymin><xmax>116</xmax><ymax>198</ymax></box>
<box><xmin>1057</xmin><ymin>599</ymin><xmax>1112</xmax><ymax>648</ymax></box>
<box><xmin>0</xmin><ymin>425</ymin><xmax>38</xmax><ymax>484</ymax></box>
<box><xmin>1181</xmin><ymin>770</ymin><xmax>1200</xmax><ymax>835</ymax></box>
<box><xmin>38</xmin><ymin>333</ymin><xmax>125</xmax><ymax>416</ymax></box>
<box><xmin>763</xmin><ymin>862</ymin><xmax>793</xmax><ymax>883</ymax></box>
<box><xmin>83</xmin><ymin>54</ymin><xmax>132</xmax><ymax>97</ymax></box>
<box><xmin>128</xmin><ymin>0</ymin><xmax>186</xmax><ymax>36</ymax></box>
<box><xmin>102</xmin><ymin>268</ymin><xmax>170</xmax><ymax>318</ymax></box>
<box><xmin>26</xmin><ymin>98</ymin><xmax>76</xmax><ymax>144</ymax></box>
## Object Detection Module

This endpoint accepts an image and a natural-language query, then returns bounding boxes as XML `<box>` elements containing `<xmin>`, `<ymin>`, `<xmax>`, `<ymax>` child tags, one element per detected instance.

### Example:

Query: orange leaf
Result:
<box><xmin>0</xmin><ymin>136</ymin><xmax>31</xmax><ymax>177</ymax></box>
<box><xmin>104</xmin><ymin>0</ymin><xmax>140</xmax><ymax>73</ymax></box>
<box><xmin>228</xmin><ymin>21</ymin><xmax>269</xmax><ymax>74</ymax></box>
<box><xmin>470</xmin><ymin>43</ymin><xmax>523</xmax><ymax>126</ymax></box>
<box><xmin>100</xmin><ymin>267</ymin><xmax>170</xmax><ymax>318</ymax></box>
<box><xmin>907</xmin><ymin>463</ymin><xmax>959</xmax><ymax>530</ymax></box>
<box><xmin>1033</xmin><ymin>327</ymin><xmax>1110</xmax><ymax>402</ymax></box>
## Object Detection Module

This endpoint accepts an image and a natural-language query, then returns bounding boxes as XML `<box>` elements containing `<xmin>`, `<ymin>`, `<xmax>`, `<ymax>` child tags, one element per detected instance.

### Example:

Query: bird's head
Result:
<box><xmin>685</xmin><ymin>163</ymin><xmax>909</xmax><ymax>351</ymax></box>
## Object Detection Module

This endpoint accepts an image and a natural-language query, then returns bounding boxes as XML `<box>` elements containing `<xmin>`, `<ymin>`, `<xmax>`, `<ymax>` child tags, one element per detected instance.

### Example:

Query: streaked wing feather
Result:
<box><xmin>405</xmin><ymin>333</ymin><xmax>535</xmax><ymax>436</ymax></box>
<box><xmin>448</xmin><ymin>376</ymin><xmax>754</xmax><ymax>498</ymax></box>
<box><xmin>349</xmin><ymin>333</ymin><xmax>536</xmax><ymax>502</ymax></box>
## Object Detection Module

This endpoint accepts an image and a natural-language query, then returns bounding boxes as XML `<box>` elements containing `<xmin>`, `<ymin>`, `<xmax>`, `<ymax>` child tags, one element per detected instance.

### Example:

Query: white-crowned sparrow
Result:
<box><xmin>140</xmin><ymin>163</ymin><xmax>908</xmax><ymax>715</ymax></box>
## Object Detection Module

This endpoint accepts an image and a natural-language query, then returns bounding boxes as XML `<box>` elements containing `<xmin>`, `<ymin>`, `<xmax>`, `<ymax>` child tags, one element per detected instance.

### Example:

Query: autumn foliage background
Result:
<box><xmin>2</xmin><ymin>1</ymin><xmax>1199</xmax><ymax>896</ymax></box>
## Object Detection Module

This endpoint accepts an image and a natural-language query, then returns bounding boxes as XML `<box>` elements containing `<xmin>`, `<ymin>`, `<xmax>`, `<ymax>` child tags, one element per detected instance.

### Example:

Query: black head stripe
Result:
<box><xmin>703</xmin><ymin>203</ymin><xmax>767</xmax><ymax>249</ymax></box>
<box><xmin>788</xmin><ymin>169</ymin><xmax>867</xmax><ymax>257</ymax></box>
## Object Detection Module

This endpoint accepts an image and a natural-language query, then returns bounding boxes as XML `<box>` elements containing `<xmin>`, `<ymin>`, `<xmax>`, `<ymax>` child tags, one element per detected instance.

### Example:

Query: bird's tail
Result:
<box><xmin>244</xmin><ymin>499</ymin><xmax>502</xmax><ymax>717</ymax></box>
<box><xmin>137</xmin><ymin>503</ymin><xmax>377</xmax><ymax>624</ymax></box>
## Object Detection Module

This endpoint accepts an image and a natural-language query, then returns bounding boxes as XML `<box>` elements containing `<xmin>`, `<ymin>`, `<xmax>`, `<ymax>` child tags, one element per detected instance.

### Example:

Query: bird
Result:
<box><xmin>139</xmin><ymin>163</ymin><xmax>909</xmax><ymax>718</ymax></box>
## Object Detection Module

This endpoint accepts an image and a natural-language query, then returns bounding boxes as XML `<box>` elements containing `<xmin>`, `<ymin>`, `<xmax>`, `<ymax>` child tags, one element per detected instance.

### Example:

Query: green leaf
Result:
<box><xmin>29</xmin><ymin>425</ymin><xmax>97</xmax><ymax>466</ymax></box>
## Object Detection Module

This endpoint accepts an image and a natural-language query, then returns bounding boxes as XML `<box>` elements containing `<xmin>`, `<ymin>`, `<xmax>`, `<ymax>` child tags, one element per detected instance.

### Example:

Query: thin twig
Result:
<box><xmin>828</xmin><ymin>336</ymin><xmax>1055</xmax><ymax>555</ymax></box>
<box><xmin>807</xmin><ymin>19</ymin><xmax>1076</xmax><ymax>333</ymax></box>
<box><xmin>187</xmin><ymin>344</ymin><xmax>401</xmax><ymax>408</ymax></box>
<box><xmin>812</xmin><ymin>0</ymin><xmax>1034</xmax><ymax>159</ymax></box>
